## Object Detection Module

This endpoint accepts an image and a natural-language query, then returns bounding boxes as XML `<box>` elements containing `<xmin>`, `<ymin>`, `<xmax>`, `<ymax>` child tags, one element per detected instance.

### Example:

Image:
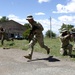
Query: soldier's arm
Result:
<box><xmin>0</xmin><ymin>30</ymin><xmax>5</xmax><ymax>34</ymax></box>
<box><xmin>69</xmin><ymin>34</ymin><xmax>73</xmax><ymax>42</ymax></box>
<box><xmin>64</xmin><ymin>34</ymin><xmax>70</xmax><ymax>39</ymax></box>
<box><xmin>59</xmin><ymin>34</ymin><xmax>69</xmax><ymax>41</ymax></box>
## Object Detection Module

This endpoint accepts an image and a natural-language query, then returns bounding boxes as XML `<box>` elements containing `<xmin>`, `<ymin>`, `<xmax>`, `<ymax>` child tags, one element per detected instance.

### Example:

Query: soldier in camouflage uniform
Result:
<box><xmin>25</xmin><ymin>15</ymin><xmax>50</xmax><ymax>60</ymax></box>
<box><xmin>59</xmin><ymin>28</ymin><xmax>73</xmax><ymax>56</ymax></box>
<box><xmin>0</xmin><ymin>26</ymin><xmax>14</xmax><ymax>49</ymax></box>
<box><xmin>70</xmin><ymin>28</ymin><xmax>75</xmax><ymax>51</ymax></box>
<box><xmin>0</xmin><ymin>26</ymin><xmax>5</xmax><ymax>45</ymax></box>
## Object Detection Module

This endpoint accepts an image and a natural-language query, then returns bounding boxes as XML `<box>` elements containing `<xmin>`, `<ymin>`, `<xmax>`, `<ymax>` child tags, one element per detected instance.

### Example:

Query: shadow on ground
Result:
<box><xmin>27</xmin><ymin>56</ymin><xmax>60</xmax><ymax>62</ymax></box>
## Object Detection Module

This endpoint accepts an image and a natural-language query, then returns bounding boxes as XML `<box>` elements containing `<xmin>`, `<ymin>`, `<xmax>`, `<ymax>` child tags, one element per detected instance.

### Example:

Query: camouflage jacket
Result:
<box><xmin>30</xmin><ymin>21</ymin><xmax>44</xmax><ymax>35</ymax></box>
<box><xmin>59</xmin><ymin>33</ymin><xmax>72</xmax><ymax>48</ymax></box>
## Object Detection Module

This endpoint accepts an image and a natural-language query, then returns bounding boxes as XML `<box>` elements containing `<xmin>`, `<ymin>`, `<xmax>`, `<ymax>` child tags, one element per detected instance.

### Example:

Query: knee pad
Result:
<box><xmin>60</xmin><ymin>48</ymin><xmax>64</xmax><ymax>55</ymax></box>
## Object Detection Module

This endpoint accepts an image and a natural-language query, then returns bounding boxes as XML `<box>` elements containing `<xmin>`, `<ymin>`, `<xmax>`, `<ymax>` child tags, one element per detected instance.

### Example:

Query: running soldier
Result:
<box><xmin>25</xmin><ymin>15</ymin><xmax>50</xmax><ymax>60</ymax></box>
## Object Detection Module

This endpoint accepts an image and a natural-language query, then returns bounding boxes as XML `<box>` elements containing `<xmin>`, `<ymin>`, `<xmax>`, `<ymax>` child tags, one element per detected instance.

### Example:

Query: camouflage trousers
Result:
<box><xmin>28</xmin><ymin>34</ymin><xmax>49</xmax><ymax>57</ymax></box>
<box><xmin>60</xmin><ymin>44</ymin><xmax>73</xmax><ymax>56</ymax></box>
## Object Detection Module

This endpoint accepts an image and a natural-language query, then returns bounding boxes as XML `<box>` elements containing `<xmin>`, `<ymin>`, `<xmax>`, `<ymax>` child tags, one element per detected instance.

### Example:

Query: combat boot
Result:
<box><xmin>24</xmin><ymin>54</ymin><xmax>32</xmax><ymax>60</ymax></box>
<box><xmin>47</xmin><ymin>48</ymin><xmax>50</xmax><ymax>54</ymax></box>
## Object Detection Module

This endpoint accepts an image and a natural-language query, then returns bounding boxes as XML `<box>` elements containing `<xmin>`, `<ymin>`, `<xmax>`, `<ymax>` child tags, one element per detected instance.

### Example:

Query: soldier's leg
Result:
<box><xmin>1</xmin><ymin>35</ymin><xmax>4</xmax><ymax>45</ymax></box>
<box><xmin>1</xmin><ymin>39</ymin><xmax>4</xmax><ymax>45</ymax></box>
<box><xmin>25</xmin><ymin>35</ymin><xmax>37</xmax><ymax>59</ymax></box>
<box><xmin>37</xmin><ymin>34</ymin><xmax>50</xmax><ymax>54</ymax></box>
<box><xmin>60</xmin><ymin>48</ymin><xmax>64</xmax><ymax>55</ymax></box>
<box><xmin>67</xmin><ymin>44</ymin><xmax>73</xmax><ymax>56</ymax></box>
<box><xmin>60</xmin><ymin>48</ymin><xmax>67</xmax><ymax>56</ymax></box>
<box><xmin>73</xmin><ymin>43</ymin><xmax>75</xmax><ymax>51</ymax></box>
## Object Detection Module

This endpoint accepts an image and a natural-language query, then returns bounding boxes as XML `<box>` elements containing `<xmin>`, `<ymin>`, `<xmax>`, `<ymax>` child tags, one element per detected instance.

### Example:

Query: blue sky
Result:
<box><xmin>0</xmin><ymin>0</ymin><xmax>75</xmax><ymax>35</ymax></box>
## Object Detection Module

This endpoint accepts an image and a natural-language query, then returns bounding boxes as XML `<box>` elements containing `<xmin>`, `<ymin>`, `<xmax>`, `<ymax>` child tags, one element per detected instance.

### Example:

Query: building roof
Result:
<box><xmin>0</xmin><ymin>20</ymin><xmax>26</xmax><ymax>33</ymax></box>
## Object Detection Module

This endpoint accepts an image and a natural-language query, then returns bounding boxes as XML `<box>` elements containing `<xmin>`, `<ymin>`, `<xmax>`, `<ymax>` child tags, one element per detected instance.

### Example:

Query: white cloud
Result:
<box><xmin>37</xmin><ymin>18</ymin><xmax>61</xmax><ymax>35</ymax></box>
<box><xmin>53</xmin><ymin>0</ymin><xmax>75</xmax><ymax>13</ymax></box>
<box><xmin>35</xmin><ymin>12</ymin><xmax>45</xmax><ymax>15</ymax></box>
<box><xmin>37</xmin><ymin>15</ymin><xmax>75</xmax><ymax>35</ymax></box>
<box><xmin>58</xmin><ymin>15</ymin><xmax>75</xmax><ymax>24</ymax></box>
<box><xmin>37</xmin><ymin>19</ymin><xmax>50</xmax><ymax>33</ymax></box>
<box><xmin>8</xmin><ymin>14</ymin><xmax>27</xmax><ymax>25</ymax></box>
<box><xmin>38</xmin><ymin>0</ymin><xmax>50</xmax><ymax>3</ymax></box>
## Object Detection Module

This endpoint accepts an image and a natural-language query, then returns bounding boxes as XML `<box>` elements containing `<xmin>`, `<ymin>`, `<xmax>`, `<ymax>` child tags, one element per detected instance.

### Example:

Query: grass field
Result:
<box><xmin>0</xmin><ymin>37</ymin><xmax>75</xmax><ymax>60</ymax></box>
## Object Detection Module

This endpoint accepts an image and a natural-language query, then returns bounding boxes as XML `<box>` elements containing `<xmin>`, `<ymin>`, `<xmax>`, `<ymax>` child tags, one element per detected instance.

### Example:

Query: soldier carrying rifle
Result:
<box><xmin>24</xmin><ymin>15</ymin><xmax>50</xmax><ymax>60</ymax></box>
<box><xmin>59</xmin><ymin>28</ymin><xmax>73</xmax><ymax>57</ymax></box>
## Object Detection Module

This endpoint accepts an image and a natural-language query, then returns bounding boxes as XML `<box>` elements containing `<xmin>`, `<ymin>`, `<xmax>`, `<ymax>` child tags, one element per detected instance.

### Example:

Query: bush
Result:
<box><xmin>23</xmin><ymin>29</ymin><xmax>31</xmax><ymax>40</ymax></box>
<box><xmin>45</xmin><ymin>30</ymin><xmax>56</xmax><ymax>38</ymax></box>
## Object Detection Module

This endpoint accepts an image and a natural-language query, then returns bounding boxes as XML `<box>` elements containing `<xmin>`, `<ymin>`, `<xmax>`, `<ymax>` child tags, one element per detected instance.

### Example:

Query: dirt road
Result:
<box><xmin>0</xmin><ymin>48</ymin><xmax>75</xmax><ymax>75</ymax></box>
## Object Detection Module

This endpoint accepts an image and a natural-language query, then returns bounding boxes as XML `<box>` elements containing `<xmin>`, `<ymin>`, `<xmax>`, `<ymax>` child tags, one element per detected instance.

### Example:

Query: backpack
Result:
<box><xmin>37</xmin><ymin>22</ymin><xmax>44</xmax><ymax>31</ymax></box>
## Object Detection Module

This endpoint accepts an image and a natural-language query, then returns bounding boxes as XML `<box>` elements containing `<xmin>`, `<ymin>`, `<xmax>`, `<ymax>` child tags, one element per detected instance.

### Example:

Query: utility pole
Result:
<box><xmin>50</xmin><ymin>17</ymin><xmax>52</xmax><ymax>38</ymax></box>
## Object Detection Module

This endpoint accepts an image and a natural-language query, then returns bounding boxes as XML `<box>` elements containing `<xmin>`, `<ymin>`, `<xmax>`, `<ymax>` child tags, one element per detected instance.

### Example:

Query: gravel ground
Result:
<box><xmin>0</xmin><ymin>48</ymin><xmax>75</xmax><ymax>75</ymax></box>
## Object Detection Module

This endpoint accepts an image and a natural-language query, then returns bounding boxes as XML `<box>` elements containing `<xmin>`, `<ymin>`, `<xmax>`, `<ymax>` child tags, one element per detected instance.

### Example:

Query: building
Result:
<box><xmin>0</xmin><ymin>20</ymin><xmax>26</xmax><ymax>39</ymax></box>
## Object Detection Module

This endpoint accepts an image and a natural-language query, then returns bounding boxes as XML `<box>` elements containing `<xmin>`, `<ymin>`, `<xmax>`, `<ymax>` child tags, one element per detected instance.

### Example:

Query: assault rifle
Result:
<box><xmin>28</xmin><ymin>25</ymin><xmax>39</xmax><ymax>42</ymax></box>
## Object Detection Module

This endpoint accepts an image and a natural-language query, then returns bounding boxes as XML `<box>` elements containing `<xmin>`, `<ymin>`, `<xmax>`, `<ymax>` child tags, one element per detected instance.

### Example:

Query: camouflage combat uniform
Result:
<box><xmin>0</xmin><ymin>27</ymin><xmax>5</xmax><ymax>45</ymax></box>
<box><xmin>25</xmin><ymin>15</ymin><xmax>50</xmax><ymax>60</ymax></box>
<box><xmin>71</xmin><ymin>28</ymin><xmax>75</xmax><ymax>51</ymax></box>
<box><xmin>59</xmin><ymin>28</ymin><xmax>73</xmax><ymax>56</ymax></box>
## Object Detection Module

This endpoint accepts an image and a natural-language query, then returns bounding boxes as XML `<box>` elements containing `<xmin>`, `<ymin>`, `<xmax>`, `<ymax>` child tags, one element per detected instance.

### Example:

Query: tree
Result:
<box><xmin>45</xmin><ymin>30</ymin><xmax>56</xmax><ymax>38</ymax></box>
<box><xmin>59</xmin><ymin>23</ymin><xmax>74</xmax><ymax>32</ymax></box>
<box><xmin>23</xmin><ymin>28</ymin><xmax>31</xmax><ymax>40</ymax></box>
<box><xmin>0</xmin><ymin>16</ymin><xmax>9</xmax><ymax>22</ymax></box>
<box><xmin>23</xmin><ymin>23</ymin><xmax>31</xmax><ymax>40</ymax></box>
<box><xmin>24</xmin><ymin>23</ymin><xmax>30</xmax><ymax>29</ymax></box>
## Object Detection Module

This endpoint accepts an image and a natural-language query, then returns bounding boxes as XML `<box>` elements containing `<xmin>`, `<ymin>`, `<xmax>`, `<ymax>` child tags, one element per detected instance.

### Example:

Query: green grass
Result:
<box><xmin>0</xmin><ymin>38</ymin><xmax>75</xmax><ymax>61</ymax></box>
<box><xmin>0</xmin><ymin>40</ymin><xmax>28</xmax><ymax>50</ymax></box>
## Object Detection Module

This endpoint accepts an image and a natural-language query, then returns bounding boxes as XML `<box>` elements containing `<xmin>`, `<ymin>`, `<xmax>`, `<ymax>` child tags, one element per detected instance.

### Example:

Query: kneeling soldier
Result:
<box><xmin>59</xmin><ymin>28</ymin><xmax>73</xmax><ymax>56</ymax></box>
